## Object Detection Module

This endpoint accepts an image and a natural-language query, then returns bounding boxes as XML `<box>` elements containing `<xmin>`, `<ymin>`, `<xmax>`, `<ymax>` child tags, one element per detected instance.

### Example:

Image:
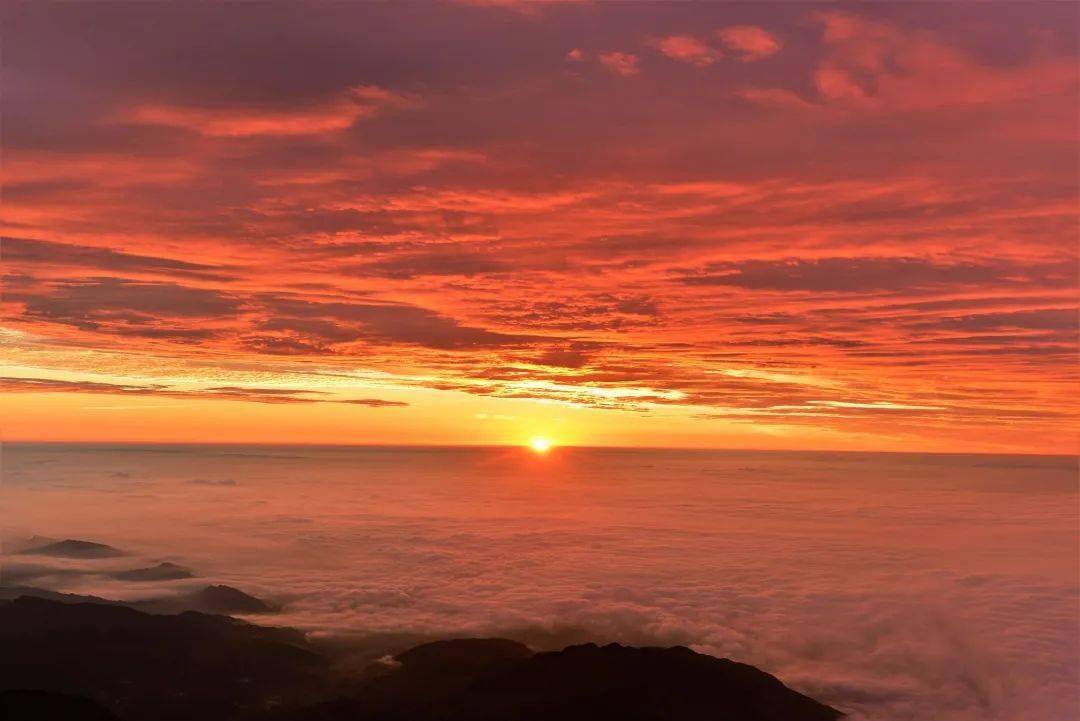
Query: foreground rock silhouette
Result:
<box><xmin>0</xmin><ymin>597</ymin><xmax>323</xmax><ymax>720</ymax></box>
<box><xmin>0</xmin><ymin>689</ymin><xmax>120</xmax><ymax>721</ymax></box>
<box><xmin>0</xmin><ymin>596</ymin><xmax>843</xmax><ymax>721</ymax></box>
<box><xmin>280</xmin><ymin>639</ymin><xmax>843</xmax><ymax>721</ymax></box>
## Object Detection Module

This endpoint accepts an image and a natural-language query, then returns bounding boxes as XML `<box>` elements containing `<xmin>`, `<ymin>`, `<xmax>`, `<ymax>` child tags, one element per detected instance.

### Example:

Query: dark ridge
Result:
<box><xmin>395</xmin><ymin>638</ymin><xmax>533</xmax><ymax>676</ymax></box>
<box><xmin>0</xmin><ymin>583</ymin><xmax>276</xmax><ymax>616</ymax></box>
<box><xmin>274</xmin><ymin>640</ymin><xmax>843</xmax><ymax>721</ymax></box>
<box><xmin>0</xmin><ymin>585</ymin><xmax>123</xmax><ymax>606</ymax></box>
<box><xmin>0</xmin><ymin>596</ymin><xmax>843</xmax><ymax>721</ymax></box>
<box><xmin>0</xmin><ymin>689</ymin><xmax>121</xmax><ymax>721</ymax></box>
<box><xmin>463</xmin><ymin>642</ymin><xmax>843</xmax><ymax>721</ymax></box>
<box><xmin>0</xmin><ymin>596</ymin><xmax>325</xmax><ymax>720</ymax></box>
<box><xmin>18</xmin><ymin>539</ymin><xmax>124</xmax><ymax>559</ymax></box>
<box><xmin>109</xmin><ymin>562</ymin><xmax>194</xmax><ymax>582</ymax></box>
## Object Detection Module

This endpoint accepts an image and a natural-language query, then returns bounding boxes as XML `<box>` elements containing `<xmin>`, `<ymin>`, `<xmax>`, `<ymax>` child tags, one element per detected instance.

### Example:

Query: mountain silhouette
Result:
<box><xmin>109</xmin><ymin>562</ymin><xmax>194</xmax><ymax>581</ymax></box>
<box><xmin>134</xmin><ymin>584</ymin><xmax>279</xmax><ymax>614</ymax></box>
<box><xmin>18</xmin><ymin>539</ymin><xmax>124</xmax><ymax>558</ymax></box>
<box><xmin>0</xmin><ymin>596</ymin><xmax>324</xmax><ymax>720</ymax></box>
<box><xmin>0</xmin><ymin>583</ymin><xmax>277</xmax><ymax>615</ymax></box>
<box><xmin>0</xmin><ymin>596</ymin><xmax>843</xmax><ymax>721</ymax></box>
<box><xmin>276</xmin><ymin>638</ymin><xmax>843</xmax><ymax>721</ymax></box>
<box><xmin>1</xmin><ymin>689</ymin><xmax>121</xmax><ymax>721</ymax></box>
<box><xmin>0</xmin><ymin>585</ymin><xmax>122</xmax><ymax>606</ymax></box>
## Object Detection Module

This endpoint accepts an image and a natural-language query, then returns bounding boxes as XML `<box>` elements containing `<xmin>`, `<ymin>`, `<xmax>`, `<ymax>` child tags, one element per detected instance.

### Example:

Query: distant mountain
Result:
<box><xmin>0</xmin><ymin>586</ymin><xmax>122</xmax><ymax>606</ymax></box>
<box><xmin>135</xmin><ymin>584</ymin><xmax>279</xmax><ymax>614</ymax></box>
<box><xmin>186</xmin><ymin>584</ymin><xmax>278</xmax><ymax>613</ymax></box>
<box><xmin>0</xmin><ymin>596</ymin><xmax>843</xmax><ymax>721</ymax></box>
<box><xmin>0</xmin><ymin>561</ymin><xmax>95</xmax><ymax>585</ymax></box>
<box><xmin>109</xmin><ymin>562</ymin><xmax>194</xmax><ymax>581</ymax></box>
<box><xmin>18</xmin><ymin>539</ymin><xmax>124</xmax><ymax>559</ymax></box>
<box><xmin>0</xmin><ymin>582</ymin><xmax>277</xmax><ymax>615</ymax></box>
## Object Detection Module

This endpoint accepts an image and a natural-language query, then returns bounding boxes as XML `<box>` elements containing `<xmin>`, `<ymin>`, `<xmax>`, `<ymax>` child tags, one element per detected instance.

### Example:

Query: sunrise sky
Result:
<box><xmin>1</xmin><ymin>2</ymin><xmax>1077</xmax><ymax>452</ymax></box>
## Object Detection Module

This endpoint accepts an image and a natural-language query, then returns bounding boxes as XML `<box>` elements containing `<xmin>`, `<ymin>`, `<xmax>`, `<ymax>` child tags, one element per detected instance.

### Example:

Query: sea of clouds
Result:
<box><xmin>2</xmin><ymin>444</ymin><xmax>1076</xmax><ymax>720</ymax></box>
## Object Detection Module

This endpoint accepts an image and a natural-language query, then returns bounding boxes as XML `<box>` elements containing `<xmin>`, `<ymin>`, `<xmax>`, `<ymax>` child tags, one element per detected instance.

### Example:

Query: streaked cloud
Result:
<box><xmin>0</xmin><ymin>376</ymin><xmax>408</xmax><ymax>407</ymax></box>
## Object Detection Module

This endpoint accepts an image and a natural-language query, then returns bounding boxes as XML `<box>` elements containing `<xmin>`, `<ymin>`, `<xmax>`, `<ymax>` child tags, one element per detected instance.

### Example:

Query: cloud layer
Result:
<box><xmin>0</xmin><ymin>3</ymin><xmax>1077</xmax><ymax>450</ymax></box>
<box><xmin>4</xmin><ymin>445</ymin><xmax>1076</xmax><ymax>721</ymax></box>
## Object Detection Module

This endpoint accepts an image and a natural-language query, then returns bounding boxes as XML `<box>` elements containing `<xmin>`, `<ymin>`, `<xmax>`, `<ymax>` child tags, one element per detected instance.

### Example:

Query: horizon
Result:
<box><xmin>1</xmin><ymin>438</ymin><xmax>1074</xmax><ymax>460</ymax></box>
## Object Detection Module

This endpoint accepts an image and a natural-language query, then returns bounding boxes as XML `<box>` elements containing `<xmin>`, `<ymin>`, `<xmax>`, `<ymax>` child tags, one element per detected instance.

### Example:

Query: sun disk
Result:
<box><xmin>529</xmin><ymin>437</ymin><xmax>553</xmax><ymax>453</ymax></box>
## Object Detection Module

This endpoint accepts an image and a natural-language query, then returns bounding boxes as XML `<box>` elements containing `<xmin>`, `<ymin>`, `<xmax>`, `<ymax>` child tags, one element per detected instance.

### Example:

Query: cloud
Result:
<box><xmin>716</xmin><ymin>26</ymin><xmax>781</xmax><ymax>61</ymax></box>
<box><xmin>534</xmin><ymin>345</ymin><xmax>591</xmax><ymax>369</ymax></box>
<box><xmin>0</xmin><ymin>377</ymin><xmax>167</xmax><ymax>395</ymax></box>
<box><xmin>21</xmin><ymin>452</ymin><xmax>1074</xmax><ymax>721</ymax></box>
<box><xmin>1</xmin><ymin>3</ymin><xmax>1076</xmax><ymax>452</ymax></box>
<box><xmin>125</xmin><ymin>85</ymin><xmax>412</xmax><ymax>137</ymax></box>
<box><xmin>260</xmin><ymin>296</ymin><xmax>544</xmax><ymax>350</ymax></box>
<box><xmin>654</xmin><ymin>35</ymin><xmax>718</xmax><ymax>67</ymax></box>
<box><xmin>2</xmin><ymin>237</ymin><xmax>234</xmax><ymax>281</ymax></box>
<box><xmin>598</xmin><ymin>51</ymin><xmax>640</xmax><ymax>77</ymax></box>
<box><xmin>356</xmin><ymin>249</ymin><xmax>510</xmax><ymax>279</ymax></box>
<box><xmin>0</xmin><ymin>377</ymin><xmax>408</xmax><ymax>407</ymax></box>
<box><xmin>9</xmin><ymin>275</ymin><xmax>547</xmax><ymax>352</ymax></box>
<box><xmin>188</xmin><ymin>478</ymin><xmax>238</xmax><ymax>486</ymax></box>
<box><xmin>913</xmin><ymin>308</ymin><xmax>1077</xmax><ymax>333</ymax></box>
<box><xmin>21</xmin><ymin>277</ymin><xmax>241</xmax><ymax>322</ymax></box>
<box><xmin>337</xmin><ymin>398</ymin><xmax>410</xmax><ymax>407</ymax></box>
<box><xmin>678</xmin><ymin>258</ymin><xmax>1072</xmax><ymax>293</ymax></box>
<box><xmin>810</xmin><ymin>12</ymin><xmax>1078</xmax><ymax>110</ymax></box>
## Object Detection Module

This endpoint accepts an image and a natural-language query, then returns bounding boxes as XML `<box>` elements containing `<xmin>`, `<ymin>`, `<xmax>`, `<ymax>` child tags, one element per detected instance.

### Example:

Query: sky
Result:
<box><xmin>1</xmin><ymin>1</ymin><xmax>1077</xmax><ymax>452</ymax></box>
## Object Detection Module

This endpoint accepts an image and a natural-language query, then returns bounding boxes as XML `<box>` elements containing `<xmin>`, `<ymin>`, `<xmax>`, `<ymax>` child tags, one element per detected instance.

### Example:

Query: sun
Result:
<box><xmin>528</xmin><ymin>437</ymin><xmax>553</xmax><ymax>454</ymax></box>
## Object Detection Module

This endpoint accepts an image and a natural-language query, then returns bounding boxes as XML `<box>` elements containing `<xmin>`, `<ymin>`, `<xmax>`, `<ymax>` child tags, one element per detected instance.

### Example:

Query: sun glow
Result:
<box><xmin>528</xmin><ymin>437</ymin><xmax>553</xmax><ymax>453</ymax></box>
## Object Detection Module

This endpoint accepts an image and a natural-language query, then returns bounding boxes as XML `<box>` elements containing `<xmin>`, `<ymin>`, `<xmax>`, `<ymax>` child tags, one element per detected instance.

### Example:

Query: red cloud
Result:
<box><xmin>716</xmin><ymin>25</ymin><xmax>781</xmax><ymax>61</ymax></box>
<box><xmin>598</xmin><ymin>51</ymin><xmax>640</xmax><ymax>77</ymax></box>
<box><xmin>654</xmin><ymin>35</ymin><xmax>718</xmax><ymax>67</ymax></box>
<box><xmin>125</xmin><ymin>86</ymin><xmax>411</xmax><ymax>137</ymax></box>
<box><xmin>811</xmin><ymin>12</ymin><xmax>1078</xmax><ymax>110</ymax></box>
